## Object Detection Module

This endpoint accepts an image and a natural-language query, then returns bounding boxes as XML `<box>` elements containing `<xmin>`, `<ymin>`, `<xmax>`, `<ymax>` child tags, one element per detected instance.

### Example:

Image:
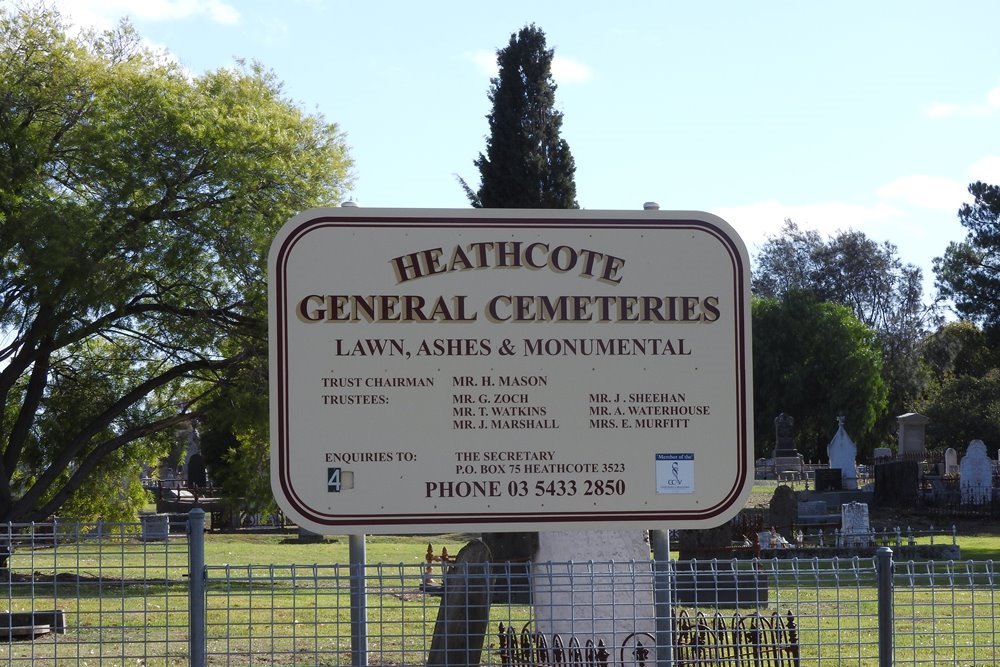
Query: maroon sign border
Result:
<box><xmin>270</xmin><ymin>211</ymin><xmax>751</xmax><ymax>529</ymax></box>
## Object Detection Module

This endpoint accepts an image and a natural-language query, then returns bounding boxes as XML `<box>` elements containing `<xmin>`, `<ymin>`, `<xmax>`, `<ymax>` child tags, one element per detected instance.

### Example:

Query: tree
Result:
<box><xmin>918</xmin><ymin>321</ymin><xmax>1000</xmax><ymax>457</ymax></box>
<box><xmin>921</xmin><ymin>371</ymin><xmax>1000</xmax><ymax>457</ymax></box>
<box><xmin>753</xmin><ymin>220</ymin><xmax>934</xmax><ymax>439</ymax></box>
<box><xmin>920</xmin><ymin>320</ymin><xmax>1000</xmax><ymax>385</ymax></box>
<box><xmin>935</xmin><ymin>181</ymin><xmax>1000</xmax><ymax>327</ymax></box>
<box><xmin>198</xmin><ymin>360</ymin><xmax>275</xmax><ymax>520</ymax></box>
<box><xmin>0</xmin><ymin>7</ymin><xmax>353</xmax><ymax>522</ymax></box>
<box><xmin>460</xmin><ymin>24</ymin><xmax>578</xmax><ymax>209</ymax></box>
<box><xmin>459</xmin><ymin>24</ymin><xmax>578</xmax><ymax>564</ymax></box>
<box><xmin>752</xmin><ymin>292</ymin><xmax>888</xmax><ymax>461</ymax></box>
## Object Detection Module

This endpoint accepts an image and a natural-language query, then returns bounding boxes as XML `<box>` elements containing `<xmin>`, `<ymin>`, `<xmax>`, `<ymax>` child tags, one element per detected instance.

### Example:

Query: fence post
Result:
<box><xmin>349</xmin><ymin>533</ymin><xmax>369</xmax><ymax>667</ymax></box>
<box><xmin>876</xmin><ymin>546</ymin><xmax>893</xmax><ymax>667</ymax></box>
<box><xmin>649</xmin><ymin>529</ymin><xmax>674</xmax><ymax>667</ymax></box>
<box><xmin>188</xmin><ymin>508</ymin><xmax>206</xmax><ymax>667</ymax></box>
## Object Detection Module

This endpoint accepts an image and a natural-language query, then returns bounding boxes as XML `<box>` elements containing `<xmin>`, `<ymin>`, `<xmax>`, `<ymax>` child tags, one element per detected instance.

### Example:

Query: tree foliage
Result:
<box><xmin>754</xmin><ymin>220</ymin><xmax>929</xmax><ymax>333</ymax></box>
<box><xmin>460</xmin><ymin>24</ymin><xmax>578</xmax><ymax>209</ymax></box>
<box><xmin>922</xmin><ymin>370</ymin><xmax>1000</xmax><ymax>458</ymax></box>
<box><xmin>935</xmin><ymin>181</ymin><xmax>1000</xmax><ymax>327</ymax></box>
<box><xmin>459</xmin><ymin>24</ymin><xmax>579</xmax><ymax>562</ymax></box>
<box><xmin>198</xmin><ymin>359</ymin><xmax>275</xmax><ymax>518</ymax></box>
<box><xmin>0</xmin><ymin>7</ymin><xmax>352</xmax><ymax>521</ymax></box>
<box><xmin>753</xmin><ymin>220</ymin><xmax>933</xmax><ymax>438</ymax></box>
<box><xmin>920</xmin><ymin>320</ymin><xmax>1000</xmax><ymax>385</ymax></box>
<box><xmin>752</xmin><ymin>292</ymin><xmax>888</xmax><ymax>460</ymax></box>
<box><xmin>918</xmin><ymin>321</ymin><xmax>1000</xmax><ymax>457</ymax></box>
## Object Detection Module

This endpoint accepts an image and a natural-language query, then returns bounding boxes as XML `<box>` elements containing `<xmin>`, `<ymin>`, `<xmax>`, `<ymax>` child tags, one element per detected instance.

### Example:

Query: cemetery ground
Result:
<box><xmin>4</xmin><ymin>481</ymin><xmax>1000</xmax><ymax>665</ymax></box>
<box><xmin>746</xmin><ymin>479</ymin><xmax>1000</xmax><ymax>559</ymax></box>
<box><xmin>7</xmin><ymin>528</ymin><xmax>1000</xmax><ymax>665</ymax></box>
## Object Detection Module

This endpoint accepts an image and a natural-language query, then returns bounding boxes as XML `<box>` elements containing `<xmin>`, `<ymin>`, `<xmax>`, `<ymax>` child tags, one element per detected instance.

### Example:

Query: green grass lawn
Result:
<box><xmin>4</xmin><ymin>491</ymin><xmax>1000</xmax><ymax>666</ymax></box>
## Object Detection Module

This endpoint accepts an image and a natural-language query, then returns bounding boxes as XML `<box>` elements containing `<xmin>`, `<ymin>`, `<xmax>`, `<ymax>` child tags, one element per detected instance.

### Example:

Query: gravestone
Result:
<box><xmin>773</xmin><ymin>413</ymin><xmax>799</xmax><ymax>458</ymax></box>
<box><xmin>896</xmin><ymin>413</ymin><xmax>929</xmax><ymax>458</ymax></box>
<box><xmin>769</xmin><ymin>485</ymin><xmax>797</xmax><ymax>536</ymax></box>
<box><xmin>814</xmin><ymin>468</ymin><xmax>842</xmax><ymax>492</ymax></box>
<box><xmin>960</xmin><ymin>440</ymin><xmax>992</xmax><ymax>505</ymax></box>
<box><xmin>427</xmin><ymin>540</ymin><xmax>493</xmax><ymax>667</ymax></box>
<box><xmin>873</xmin><ymin>460</ymin><xmax>919</xmax><ymax>508</ymax></box>
<box><xmin>532</xmin><ymin>531</ymin><xmax>653</xmax><ymax>652</ymax></box>
<box><xmin>771</xmin><ymin>413</ymin><xmax>804</xmax><ymax>477</ymax></box>
<box><xmin>827</xmin><ymin>416</ymin><xmax>858</xmax><ymax>490</ymax></box>
<box><xmin>797</xmin><ymin>499</ymin><xmax>830</xmax><ymax>526</ymax></box>
<box><xmin>840</xmin><ymin>502</ymin><xmax>872</xmax><ymax>548</ymax></box>
<box><xmin>944</xmin><ymin>447</ymin><xmax>959</xmax><ymax>475</ymax></box>
<box><xmin>873</xmin><ymin>447</ymin><xmax>892</xmax><ymax>461</ymax></box>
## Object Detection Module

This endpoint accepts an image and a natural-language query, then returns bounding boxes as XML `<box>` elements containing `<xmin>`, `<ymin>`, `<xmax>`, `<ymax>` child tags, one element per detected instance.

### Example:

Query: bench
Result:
<box><xmin>498</xmin><ymin>608</ymin><xmax>799</xmax><ymax>667</ymax></box>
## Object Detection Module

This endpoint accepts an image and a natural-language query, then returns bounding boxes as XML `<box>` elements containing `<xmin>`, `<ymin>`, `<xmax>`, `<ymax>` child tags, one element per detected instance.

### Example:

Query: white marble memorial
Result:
<box><xmin>532</xmin><ymin>531</ymin><xmax>654</xmax><ymax>653</ymax></box>
<box><xmin>896</xmin><ymin>413</ymin><xmax>929</xmax><ymax>458</ymax></box>
<box><xmin>944</xmin><ymin>447</ymin><xmax>959</xmax><ymax>475</ymax></box>
<box><xmin>960</xmin><ymin>440</ymin><xmax>992</xmax><ymax>505</ymax></box>
<box><xmin>827</xmin><ymin>417</ymin><xmax>858</xmax><ymax>491</ymax></box>
<box><xmin>873</xmin><ymin>447</ymin><xmax>892</xmax><ymax>461</ymax></box>
<box><xmin>840</xmin><ymin>502</ymin><xmax>872</xmax><ymax>548</ymax></box>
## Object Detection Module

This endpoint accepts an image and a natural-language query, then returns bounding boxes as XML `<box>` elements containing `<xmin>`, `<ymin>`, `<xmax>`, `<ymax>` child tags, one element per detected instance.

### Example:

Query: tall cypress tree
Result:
<box><xmin>463</xmin><ymin>25</ymin><xmax>579</xmax><ymax>580</ymax></box>
<box><xmin>463</xmin><ymin>24</ymin><xmax>579</xmax><ymax>209</ymax></box>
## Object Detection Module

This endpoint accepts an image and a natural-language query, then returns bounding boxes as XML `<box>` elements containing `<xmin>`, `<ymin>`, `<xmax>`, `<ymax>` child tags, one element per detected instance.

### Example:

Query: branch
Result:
<box><xmin>2</xmin><ymin>342</ymin><xmax>51</xmax><ymax>477</ymax></box>
<box><xmin>20</xmin><ymin>411</ymin><xmax>197</xmax><ymax>521</ymax></box>
<box><xmin>14</xmin><ymin>353</ymin><xmax>241</xmax><ymax>514</ymax></box>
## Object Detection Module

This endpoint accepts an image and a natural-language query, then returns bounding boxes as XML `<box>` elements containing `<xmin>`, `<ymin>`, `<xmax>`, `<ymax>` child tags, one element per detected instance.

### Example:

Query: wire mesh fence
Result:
<box><xmin>0</xmin><ymin>518</ymin><xmax>191</xmax><ymax>666</ymax></box>
<box><xmin>0</xmin><ymin>513</ymin><xmax>997</xmax><ymax>666</ymax></box>
<box><xmin>200</xmin><ymin>552</ymin><xmax>1000</xmax><ymax>667</ymax></box>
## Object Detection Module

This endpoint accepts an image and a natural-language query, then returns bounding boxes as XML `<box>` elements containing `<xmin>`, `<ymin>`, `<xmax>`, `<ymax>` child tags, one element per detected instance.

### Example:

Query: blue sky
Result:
<box><xmin>22</xmin><ymin>1</ymin><xmax>1000</xmax><ymax>297</ymax></box>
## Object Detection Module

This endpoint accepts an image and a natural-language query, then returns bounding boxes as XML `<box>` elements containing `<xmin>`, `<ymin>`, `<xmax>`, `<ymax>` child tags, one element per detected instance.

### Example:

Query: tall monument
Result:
<box><xmin>773</xmin><ymin>413</ymin><xmax>800</xmax><ymax>458</ymax></box>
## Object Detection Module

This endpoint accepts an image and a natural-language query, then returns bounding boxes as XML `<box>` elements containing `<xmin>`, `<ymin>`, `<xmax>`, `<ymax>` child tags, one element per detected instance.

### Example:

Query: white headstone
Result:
<box><xmin>944</xmin><ymin>447</ymin><xmax>959</xmax><ymax>475</ymax></box>
<box><xmin>757</xmin><ymin>530</ymin><xmax>772</xmax><ymax>549</ymax></box>
<box><xmin>896</xmin><ymin>413</ymin><xmax>929</xmax><ymax>458</ymax></box>
<box><xmin>873</xmin><ymin>447</ymin><xmax>892</xmax><ymax>461</ymax></box>
<box><xmin>827</xmin><ymin>417</ymin><xmax>858</xmax><ymax>490</ymax></box>
<box><xmin>533</xmin><ymin>531</ymin><xmax>654</xmax><ymax>653</ymax></box>
<box><xmin>960</xmin><ymin>440</ymin><xmax>992</xmax><ymax>505</ymax></box>
<box><xmin>840</xmin><ymin>502</ymin><xmax>871</xmax><ymax>548</ymax></box>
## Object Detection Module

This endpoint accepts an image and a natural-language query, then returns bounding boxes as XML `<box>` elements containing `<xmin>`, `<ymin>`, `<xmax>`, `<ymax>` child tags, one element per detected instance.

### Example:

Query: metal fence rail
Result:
<box><xmin>0</xmin><ymin>512</ymin><xmax>998</xmax><ymax>666</ymax></box>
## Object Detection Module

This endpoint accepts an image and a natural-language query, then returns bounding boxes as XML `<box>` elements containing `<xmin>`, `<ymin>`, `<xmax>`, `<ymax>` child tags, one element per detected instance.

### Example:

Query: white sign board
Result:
<box><xmin>269</xmin><ymin>208</ymin><xmax>753</xmax><ymax>533</ymax></box>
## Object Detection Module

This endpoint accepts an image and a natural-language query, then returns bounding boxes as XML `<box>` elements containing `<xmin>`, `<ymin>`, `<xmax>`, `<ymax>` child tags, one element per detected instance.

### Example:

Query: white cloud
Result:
<box><xmin>551</xmin><ymin>56</ymin><xmax>592</xmax><ymax>84</ymax></box>
<box><xmin>467</xmin><ymin>50</ymin><xmax>592</xmax><ymax>85</ymax></box>
<box><xmin>926</xmin><ymin>103</ymin><xmax>959</xmax><ymax>118</ymax></box>
<box><xmin>469</xmin><ymin>50</ymin><xmax>497</xmax><ymax>77</ymax></box>
<box><xmin>876</xmin><ymin>175</ymin><xmax>968</xmax><ymax>210</ymax></box>
<box><xmin>49</xmin><ymin>0</ymin><xmax>240</xmax><ymax>30</ymax></box>
<box><xmin>713</xmin><ymin>200</ymin><xmax>903</xmax><ymax>250</ymax></box>
<box><xmin>926</xmin><ymin>85</ymin><xmax>1000</xmax><ymax>118</ymax></box>
<box><xmin>968</xmin><ymin>155</ymin><xmax>1000</xmax><ymax>185</ymax></box>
